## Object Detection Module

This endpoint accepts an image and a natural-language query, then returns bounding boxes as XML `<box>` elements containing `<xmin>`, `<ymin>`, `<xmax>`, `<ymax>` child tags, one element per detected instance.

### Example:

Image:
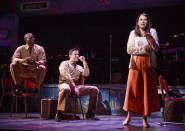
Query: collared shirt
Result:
<box><xmin>59</xmin><ymin>60</ymin><xmax>87</xmax><ymax>84</ymax></box>
<box><xmin>12</xmin><ymin>44</ymin><xmax>46</xmax><ymax>64</ymax></box>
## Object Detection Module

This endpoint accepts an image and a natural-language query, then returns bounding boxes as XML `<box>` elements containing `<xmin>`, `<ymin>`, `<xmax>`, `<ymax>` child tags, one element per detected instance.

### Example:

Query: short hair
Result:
<box><xmin>68</xmin><ymin>48</ymin><xmax>80</xmax><ymax>56</ymax></box>
<box><xmin>24</xmin><ymin>33</ymin><xmax>35</xmax><ymax>40</ymax></box>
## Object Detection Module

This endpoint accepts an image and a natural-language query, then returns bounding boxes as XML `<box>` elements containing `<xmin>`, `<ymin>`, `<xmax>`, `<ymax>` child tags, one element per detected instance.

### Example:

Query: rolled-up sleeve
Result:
<box><xmin>12</xmin><ymin>47</ymin><xmax>22</xmax><ymax>63</ymax></box>
<box><xmin>151</xmin><ymin>29</ymin><xmax>160</xmax><ymax>51</ymax></box>
<box><xmin>59</xmin><ymin>62</ymin><xmax>75</xmax><ymax>86</ymax></box>
<box><xmin>38</xmin><ymin>47</ymin><xmax>46</xmax><ymax>64</ymax></box>
<box><xmin>81</xmin><ymin>62</ymin><xmax>90</xmax><ymax>77</ymax></box>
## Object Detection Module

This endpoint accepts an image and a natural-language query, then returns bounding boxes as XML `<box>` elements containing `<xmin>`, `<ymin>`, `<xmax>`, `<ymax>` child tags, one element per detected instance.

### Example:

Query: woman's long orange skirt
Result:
<box><xmin>123</xmin><ymin>56</ymin><xmax>160</xmax><ymax>115</ymax></box>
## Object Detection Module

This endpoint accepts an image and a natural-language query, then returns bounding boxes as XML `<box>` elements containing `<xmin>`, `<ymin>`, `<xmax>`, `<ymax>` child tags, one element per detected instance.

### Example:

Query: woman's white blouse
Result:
<box><xmin>127</xmin><ymin>28</ymin><xmax>159</xmax><ymax>55</ymax></box>
<box><xmin>126</xmin><ymin>28</ymin><xmax>159</xmax><ymax>68</ymax></box>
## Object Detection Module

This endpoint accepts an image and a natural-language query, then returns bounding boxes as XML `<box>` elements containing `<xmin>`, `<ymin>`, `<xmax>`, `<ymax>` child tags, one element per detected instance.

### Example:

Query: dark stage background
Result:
<box><xmin>0</xmin><ymin>0</ymin><xmax>185</xmax><ymax>85</ymax></box>
<box><xmin>17</xmin><ymin>6</ymin><xmax>185</xmax><ymax>85</ymax></box>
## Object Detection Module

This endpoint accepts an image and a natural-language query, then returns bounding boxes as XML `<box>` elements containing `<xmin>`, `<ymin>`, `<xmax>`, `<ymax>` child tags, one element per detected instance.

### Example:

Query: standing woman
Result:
<box><xmin>123</xmin><ymin>13</ymin><xmax>160</xmax><ymax>128</ymax></box>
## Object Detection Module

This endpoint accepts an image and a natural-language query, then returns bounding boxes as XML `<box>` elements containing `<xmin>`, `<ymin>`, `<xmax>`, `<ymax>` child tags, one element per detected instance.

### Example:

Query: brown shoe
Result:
<box><xmin>143</xmin><ymin>123</ymin><xmax>150</xmax><ymax>128</ymax></box>
<box><xmin>122</xmin><ymin>118</ymin><xmax>131</xmax><ymax>126</ymax></box>
<box><xmin>143</xmin><ymin>119</ymin><xmax>150</xmax><ymax>128</ymax></box>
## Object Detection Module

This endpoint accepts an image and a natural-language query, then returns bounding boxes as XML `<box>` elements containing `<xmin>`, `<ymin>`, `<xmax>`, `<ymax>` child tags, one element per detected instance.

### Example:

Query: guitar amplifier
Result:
<box><xmin>41</xmin><ymin>98</ymin><xmax>58</xmax><ymax>119</ymax></box>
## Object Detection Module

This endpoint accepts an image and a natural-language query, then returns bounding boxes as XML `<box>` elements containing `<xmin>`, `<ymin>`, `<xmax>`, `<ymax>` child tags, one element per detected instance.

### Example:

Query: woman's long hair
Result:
<box><xmin>135</xmin><ymin>13</ymin><xmax>152</xmax><ymax>37</ymax></box>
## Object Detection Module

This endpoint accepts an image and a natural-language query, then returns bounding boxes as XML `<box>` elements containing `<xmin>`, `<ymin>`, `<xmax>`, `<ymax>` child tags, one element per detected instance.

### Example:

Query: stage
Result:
<box><xmin>0</xmin><ymin>113</ymin><xmax>185</xmax><ymax>131</ymax></box>
<box><xmin>1</xmin><ymin>84</ymin><xmax>185</xmax><ymax>131</ymax></box>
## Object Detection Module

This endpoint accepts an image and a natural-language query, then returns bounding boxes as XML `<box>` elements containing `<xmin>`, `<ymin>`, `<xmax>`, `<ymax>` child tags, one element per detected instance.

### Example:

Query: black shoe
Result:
<box><xmin>73</xmin><ymin>115</ymin><xmax>80</xmax><ymax>120</ymax></box>
<box><xmin>11</xmin><ymin>87</ymin><xmax>23</xmax><ymax>95</ymax></box>
<box><xmin>55</xmin><ymin>111</ymin><xmax>63</xmax><ymax>122</ymax></box>
<box><xmin>86</xmin><ymin>112</ymin><xmax>95</xmax><ymax>119</ymax></box>
<box><xmin>14</xmin><ymin>84</ymin><xmax>24</xmax><ymax>93</ymax></box>
<box><xmin>86</xmin><ymin>112</ymin><xmax>99</xmax><ymax>120</ymax></box>
<box><xmin>8</xmin><ymin>89</ymin><xmax>21</xmax><ymax>95</ymax></box>
<box><xmin>14</xmin><ymin>89</ymin><xmax>23</xmax><ymax>95</ymax></box>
